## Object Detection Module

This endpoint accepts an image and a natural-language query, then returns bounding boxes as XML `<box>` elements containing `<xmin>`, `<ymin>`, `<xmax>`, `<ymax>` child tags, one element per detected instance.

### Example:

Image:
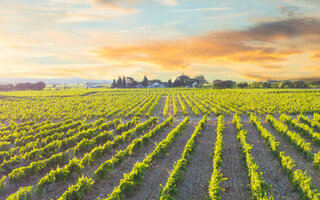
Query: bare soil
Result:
<box><xmin>175</xmin><ymin>120</ymin><xmax>216</xmax><ymax>200</ymax></box>
<box><xmin>220</xmin><ymin>123</ymin><xmax>251</xmax><ymax>200</ymax></box>
<box><xmin>4</xmin><ymin>114</ymin><xmax>320</xmax><ymax>200</ymax></box>
<box><xmin>82</xmin><ymin>121</ymin><xmax>179</xmax><ymax>200</ymax></box>
<box><xmin>271</xmin><ymin>116</ymin><xmax>320</xmax><ymax>154</ymax></box>
<box><xmin>11</xmin><ymin>122</ymin><xmax>159</xmax><ymax>200</ymax></box>
<box><xmin>262</xmin><ymin>122</ymin><xmax>320</xmax><ymax>191</ymax></box>
<box><xmin>125</xmin><ymin>122</ymin><xmax>197</xmax><ymax>200</ymax></box>
<box><xmin>243</xmin><ymin>122</ymin><xmax>300</xmax><ymax>199</ymax></box>
<box><xmin>168</xmin><ymin>95</ymin><xmax>173</xmax><ymax>117</ymax></box>
<box><xmin>153</xmin><ymin>96</ymin><xmax>166</xmax><ymax>120</ymax></box>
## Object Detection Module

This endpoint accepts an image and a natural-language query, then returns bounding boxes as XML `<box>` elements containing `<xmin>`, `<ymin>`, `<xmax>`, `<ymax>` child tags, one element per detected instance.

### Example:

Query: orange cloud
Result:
<box><xmin>310</xmin><ymin>53</ymin><xmax>320</xmax><ymax>60</ymax></box>
<box><xmin>241</xmin><ymin>74</ymin><xmax>271</xmax><ymax>82</ymax></box>
<box><xmin>97</xmin><ymin>17</ymin><xmax>320</xmax><ymax>71</ymax></box>
<box><xmin>88</xmin><ymin>0</ymin><xmax>139</xmax><ymax>13</ymax></box>
<box><xmin>241</xmin><ymin>73</ymin><xmax>320</xmax><ymax>82</ymax></box>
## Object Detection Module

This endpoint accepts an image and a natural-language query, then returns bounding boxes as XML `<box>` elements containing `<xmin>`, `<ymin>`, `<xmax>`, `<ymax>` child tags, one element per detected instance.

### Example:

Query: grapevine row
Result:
<box><xmin>250</xmin><ymin>114</ymin><xmax>319</xmax><ymax>200</ymax></box>
<box><xmin>159</xmin><ymin>115</ymin><xmax>207</xmax><ymax>199</ymax></box>
<box><xmin>104</xmin><ymin>116</ymin><xmax>190</xmax><ymax>200</ymax></box>
<box><xmin>234</xmin><ymin>114</ymin><xmax>273</xmax><ymax>199</ymax></box>
<box><xmin>58</xmin><ymin>117</ymin><xmax>174</xmax><ymax>199</ymax></box>
<box><xmin>208</xmin><ymin>114</ymin><xmax>226</xmax><ymax>199</ymax></box>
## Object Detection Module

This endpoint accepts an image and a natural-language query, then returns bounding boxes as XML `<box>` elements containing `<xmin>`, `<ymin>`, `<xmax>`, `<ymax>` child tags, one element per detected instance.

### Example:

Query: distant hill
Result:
<box><xmin>0</xmin><ymin>78</ymin><xmax>112</xmax><ymax>85</ymax></box>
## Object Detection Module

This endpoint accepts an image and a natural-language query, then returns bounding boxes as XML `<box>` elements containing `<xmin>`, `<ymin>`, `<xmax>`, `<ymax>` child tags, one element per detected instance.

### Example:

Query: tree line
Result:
<box><xmin>213</xmin><ymin>80</ymin><xmax>319</xmax><ymax>89</ymax></box>
<box><xmin>111</xmin><ymin>75</ymin><xmax>320</xmax><ymax>89</ymax></box>
<box><xmin>111</xmin><ymin>74</ymin><xmax>207</xmax><ymax>88</ymax></box>
<box><xmin>0</xmin><ymin>82</ymin><xmax>46</xmax><ymax>91</ymax></box>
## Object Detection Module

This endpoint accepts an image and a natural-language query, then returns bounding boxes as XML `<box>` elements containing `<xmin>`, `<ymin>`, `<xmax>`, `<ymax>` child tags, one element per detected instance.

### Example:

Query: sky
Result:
<box><xmin>0</xmin><ymin>0</ymin><xmax>320</xmax><ymax>82</ymax></box>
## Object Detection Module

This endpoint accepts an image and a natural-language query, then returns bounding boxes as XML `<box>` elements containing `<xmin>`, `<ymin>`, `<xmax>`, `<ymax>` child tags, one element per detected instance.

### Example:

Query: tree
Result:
<box><xmin>173</xmin><ymin>74</ymin><xmax>191</xmax><ymax>87</ymax></box>
<box><xmin>122</xmin><ymin>76</ymin><xmax>126</xmax><ymax>88</ymax></box>
<box><xmin>0</xmin><ymin>84</ymin><xmax>14</xmax><ymax>91</ymax></box>
<box><xmin>263</xmin><ymin>82</ymin><xmax>271</xmax><ymax>88</ymax></box>
<box><xmin>237</xmin><ymin>82</ymin><xmax>248</xmax><ymax>88</ymax></box>
<box><xmin>250</xmin><ymin>82</ymin><xmax>264</xmax><ymax>88</ymax></box>
<box><xmin>292</xmin><ymin>81</ymin><xmax>309</xmax><ymax>88</ymax></box>
<box><xmin>213</xmin><ymin>80</ymin><xmax>236</xmax><ymax>89</ymax></box>
<box><xmin>126</xmin><ymin>77</ymin><xmax>137</xmax><ymax>88</ymax></box>
<box><xmin>142</xmin><ymin>75</ymin><xmax>148</xmax><ymax>87</ymax></box>
<box><xmin>117</xmin><ymin>76</ymin><xmax>123</xmax><ymax>88</ymax></box>
<box><xmin>14</xmin><ymin>82</ymin><xmax>46</xmax><ymax>91</ymax></box>
<box><xmin>279</xmin><ymin>80</ymin><xmax>292</xmax><ymax>88</ymax></box>
<box><xmin>194</xmin><ymin>74</ymin><xmax>206</xmax><ymax>87</ymax></box>
<box><xmin>168</xmin><ymin>79</ymin><xmax>172</xmax><ymax>87</ymax></box>
<box><xmin>111</xmin><ymin>79</ymin><xmax>117</xmax><ymax>88</ymax></box>
<box><xmin>34</xmin><ymin>81</ymin><xmax>46</xmax><ymax>90</ymax></box>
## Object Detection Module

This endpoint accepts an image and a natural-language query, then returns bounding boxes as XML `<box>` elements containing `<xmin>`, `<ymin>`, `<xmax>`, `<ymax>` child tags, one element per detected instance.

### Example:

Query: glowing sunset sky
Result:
<box><xmin>1</xmin><ymin>0</ymin><xmax>320</xmax><ymax>81</ymax></box>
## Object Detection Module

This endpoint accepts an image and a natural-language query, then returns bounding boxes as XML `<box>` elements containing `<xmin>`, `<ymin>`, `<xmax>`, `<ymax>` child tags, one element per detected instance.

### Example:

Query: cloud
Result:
<box><xmin>113</xmin><ymin>20</ymin><xmax>181</xmax><ymax>33</ymax></box>
<box><xmin>311</xmin><ymin>53</ymin><xmax>320</xmax><ymax>60</ymax></box>
<box><xmin>240</xmin><ymin>74</ymin><xmax>271</xmax><ymax>81</ymax></box>
<box><xmin>156</xmin><ymin>0</ymin><xmax>178</xmax><ymax>6</ymax></box>
<box><xmin>173</xmin><ymin>7</ymin><xmax>232</xmax><ymax>12</ymax></box>
<box><xmin>303</xmin><ymin>66</ymin><xmax>320</xmax><ymax>72</ymax></box>
<box><xmin>97</xmin><ymin>17</ymin><xmax>320</xmax><ymax>70</ymax></box>
<box><xmin>258</xmin><ymin>64</ymin><xmax>285</xmax><ymax>70</ymax></box>
<box><xmin>88</xmin><ymin>0</ymin><xmax>178</xmax><ymax>12</ymax></box>
<box><xmin>279</xmin><ymin>6</ymin><xmax>301</xmax><ymax>17</ymax></box>
<box><xmin>95</xmin><ymin>17</ymin><xmax>320</xmax><ymax>81</ymax></box>
<box><xmin>241</xmin><ymin>73</ymin><xmax>320</xmax><ymax>82</ymax></box>
<box><xmin>244</xmin><ymin>18</ymin><xmax>320</xmax><ymax>41</ymax></box>
<box><xmin>88</xmin><ymin>0</ymin><xmax>139</xmax><ymax>13</ymax></box>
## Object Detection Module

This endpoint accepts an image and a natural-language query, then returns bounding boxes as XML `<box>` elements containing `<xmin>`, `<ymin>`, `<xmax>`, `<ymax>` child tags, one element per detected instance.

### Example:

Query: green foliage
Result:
<box><xmin>7</xmin><ymin>186</ymin><xmax>33</xmax><ymax>200</ymax></box>
<box><xmin>8</xmin><ymin>152</ymin><xmax>68</xmax><ymax>183</ymax></box>
<box><xmin>172</xmin><ymin>95</ymin><xmax>178</xmax><ymax>116</ymax></box>
<box><xmin>58</xmin><ymin>176</ymin><xmax>94</xmax><ymax>200</ymax></box>
<box><xmin>235</xmin><ymin>114</ymin><xmax>273</xmax><ymax>200</ymax></box>
<box><xmin>250</xmin><ymin>114</ymin><xmax>320</xmax><ymax>200</ymax></box>
<box><xmin>81</xmin><ymin>117</ymin><xmax>157</xmax><ymax>167</ymax></box>
<box><xmin>177</xmin><ymin>95</ymin><xmax>188</xmax><ymax>116</ymax></box>
<box><xmin>292</xmin><ymin>170</ymin><xmax>319</xmax><ymax>200</ymax></box>
<box><xmin>313</xmin><ymin>151</ymin><xmax>320</xmax><ymax>170</ymax></box>
<box><xmin>182</xmin><ymin>95</ymin><xmax>200</xmax><ymax>116</ymax></box>
<box><xmin>36</xmin><ymin>158</ymin><xmax>83</xmax><ymax>196</ymax></box>
<box><xmin>159</xmin><ymin>115</ymin><xmax>207</xmax><ymax>199</ymax></box>
<box><xmin>104</xmin><ymin>116</ymin><xmax>189</xmax><ymax>200</ymax></box>
<box><xmin>146</xmin><ymin>96</ymin><xmax>161</xmax><ymax>117</ymax></box>
<box><xmin>280</xmin><ymin>113</ymin><xmax>320</xmax><ymax>145</ymax></box>
<box><xmin>268</xmin><ymin>115</ymin><xmax>312</xmax><ymax>160</ymax></box>
<box><xmin>94</xmin><ymin>117</ymin><xmax>173</xmax><ymax>181</ymax></box>
<box><xmin>0</xmin><ymin>175</ymin><xmax>7</xmax><ymax>193</ymax></box>
<box><xmin>208</xmin><ymin>114</ymin><xmax>227</xmax><ymax>200</ymax></box>
<box><xmin>163</xmin><ymin>95</ymin><xmax>170</xmax><ymax>117</ymax></box>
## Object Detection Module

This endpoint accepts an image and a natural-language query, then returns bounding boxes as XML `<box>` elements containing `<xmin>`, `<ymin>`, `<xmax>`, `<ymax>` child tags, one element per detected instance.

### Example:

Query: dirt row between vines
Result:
<box><xmin>125</xmin><ymin>122</ymin><xmax>196</xmax><ymax>200</ymax></box>
<box><xmin>220</xmin><ymin>123</ymin><xmax>251</xmax><ymax>200</ymax></box>
<box><xmin>174</xmin><ymin>120</ymin><xmax>215</xmax><ymax>200</ymax></box>
<box><xmin>6</xmin><ymin>99</ymin><xmax>320</xmax><ymax>200</ymax></box>
<box><xmin>261</xmin><ymin>121</ymin><xmax>320</xmax><ymax>191</ymax></box>
<box><xmin>1</xmin><ymin>119</ymin><xmax>164</xmax><ymax>200</ymax></box>
<box><xmin>243</xmin><ymin>122</ymin><xmax>300</xmax><ymax>199</ymax></box>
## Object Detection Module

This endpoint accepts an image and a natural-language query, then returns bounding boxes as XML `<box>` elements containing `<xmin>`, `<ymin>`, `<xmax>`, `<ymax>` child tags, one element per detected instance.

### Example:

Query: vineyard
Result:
<box><xmin>0</xmin><ymin>88</ymin><xmax>320</xmax><ymax>200</ymax></box>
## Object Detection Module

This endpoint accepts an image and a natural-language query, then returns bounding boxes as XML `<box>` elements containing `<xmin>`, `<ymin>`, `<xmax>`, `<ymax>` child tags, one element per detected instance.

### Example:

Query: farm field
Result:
<box><xmin>0</xmin><ymin>89</ymin><xmax>320</xmax><ymax>200</ymax></box>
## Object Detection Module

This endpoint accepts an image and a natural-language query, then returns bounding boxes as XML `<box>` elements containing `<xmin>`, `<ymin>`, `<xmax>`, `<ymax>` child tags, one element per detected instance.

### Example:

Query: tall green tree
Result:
<box><xmin>142</xmin><ymin>75</ymin><xmax>148</xmax><ymax>87</ymax></box>
<box><xmin>168</xmin><ymin>79</ymin><xmax>172</xmax><ymax>87</ymax></box>
<box><xmin>111</xmin><ymin>79</ymin><xmax>117</xmax><ymax>88</ymax></box>
<box><xmin>117</xmin><ymin>76</ymin><xmax>122</xmax><ymax>88</ymax></box>
<box><xmin>123</xmin><ymin>76</ymin><xmax>126</xmax><ymax>88</ymax></box>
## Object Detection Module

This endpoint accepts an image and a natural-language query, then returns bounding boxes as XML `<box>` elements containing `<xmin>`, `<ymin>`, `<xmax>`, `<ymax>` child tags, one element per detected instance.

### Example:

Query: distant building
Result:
<box><xmin>151</xmin><ymin>82</ymin><xmax>160</xmax><ymax>88</ymax></box>
<box><xmin>85</xmin><ymin>83</ymin><xmax>101</xmax><ymax>89</ymax></box>
<box><xmin>192</xmin><ymin>82</ymin><xmax>198</xmax><ymax>88</ymax></box>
